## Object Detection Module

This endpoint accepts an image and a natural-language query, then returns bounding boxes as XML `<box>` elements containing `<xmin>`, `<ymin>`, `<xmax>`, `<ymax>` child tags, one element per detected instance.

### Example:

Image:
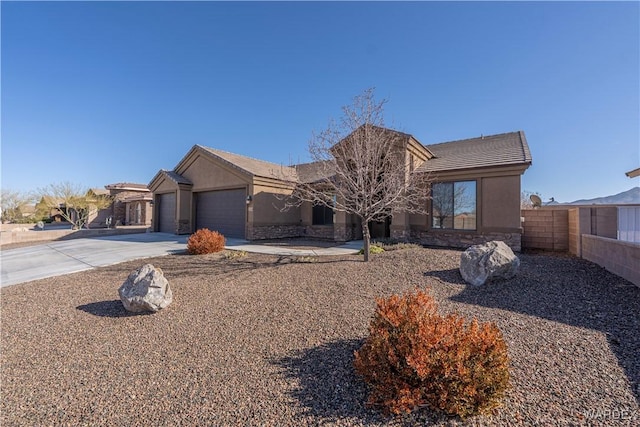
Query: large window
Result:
<box><xmin>432</xmin><ymin>181</ymin><xmax>476</xmax><ymax>230</ymax></box>
<box><xmin>312</xmin><ymin>203</ymin><xmax>334</xmax><ymax>225</ymax></box>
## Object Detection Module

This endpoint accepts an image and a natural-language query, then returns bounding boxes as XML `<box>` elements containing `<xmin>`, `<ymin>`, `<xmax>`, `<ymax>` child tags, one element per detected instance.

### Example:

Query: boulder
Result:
<box><xmin>459</xmin><ymin>241</ymin><xmax>520</xmax><ymax>286</ymax></box>
<box><xmin>118</xmin><ymin>264</ymin><xmax>173</xmax><ymax>312</ymax></box>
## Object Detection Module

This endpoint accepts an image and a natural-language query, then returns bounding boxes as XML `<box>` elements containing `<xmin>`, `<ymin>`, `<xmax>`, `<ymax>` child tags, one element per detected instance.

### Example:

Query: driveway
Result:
<box><xmin>1</xmin><ymin>233</ymin><xmax>189</xmax><ymax>288</ymax></box>
<box><xmin>0</xmin><ymin>233</ymin><xmax>363</xmax><ymax>287</ymax></box>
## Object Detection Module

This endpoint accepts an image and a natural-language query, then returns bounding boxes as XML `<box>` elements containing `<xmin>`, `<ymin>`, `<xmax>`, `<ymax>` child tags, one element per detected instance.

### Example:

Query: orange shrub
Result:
<box><xmin>353</xmin><ymin>289</ymin><xmax>509</xmax><ymax>418</ymax></box>
<box><xmin>186</xmin><ymin>228</ymin><xmax>226</xmax><ymax>255</ymax></box>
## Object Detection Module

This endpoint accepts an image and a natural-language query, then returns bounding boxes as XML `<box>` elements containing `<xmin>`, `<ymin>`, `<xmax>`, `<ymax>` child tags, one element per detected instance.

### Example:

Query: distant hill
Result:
<box><xmin>566</xmin><ymin>187</ymin><xmax>640</xmax><ymax>205</ymax></box>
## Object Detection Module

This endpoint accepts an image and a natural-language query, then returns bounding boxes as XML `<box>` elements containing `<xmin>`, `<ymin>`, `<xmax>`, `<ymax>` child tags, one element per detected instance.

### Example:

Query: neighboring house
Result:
<box><xmin>105</xmin><ymin>183</ymin><xmax>153</xmax><ymax>227</ymax></box>
<box><xmin>626</xmin><ymin>168</ymin><xmax>640</xmax><ymax>179</ymax></box>
<box><xmin>88</xmin><ymin>183</ymin><xmax>153</xmax><ymax>228</ymax></box>
<box><xmin>149</xmin><ymin>128</ymin><xmax>532</xmax><ymax>250</ymax></box>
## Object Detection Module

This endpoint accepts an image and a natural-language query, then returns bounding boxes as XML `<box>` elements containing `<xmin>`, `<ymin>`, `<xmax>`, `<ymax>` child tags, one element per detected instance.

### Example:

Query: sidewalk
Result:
<box><xmin>1</xmin><ymin>233</ymin><xmax>363</xmax><ymax>287</ymax></box>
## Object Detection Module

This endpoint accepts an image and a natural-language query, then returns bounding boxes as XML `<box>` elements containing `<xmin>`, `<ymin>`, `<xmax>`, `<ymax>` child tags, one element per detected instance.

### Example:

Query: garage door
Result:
<box><xmin>157</xmin><ymin>193</ymin><xmax>176</xmax><ymax>233</ymax></box>
<box><xmin>196</xmin><ymin>189</ymin><xmax>246</xmax><ymax>238</ymax></box>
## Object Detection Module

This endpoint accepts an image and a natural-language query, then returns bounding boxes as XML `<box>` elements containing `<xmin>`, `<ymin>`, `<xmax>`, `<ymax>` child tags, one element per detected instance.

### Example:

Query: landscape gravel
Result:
<box><xmin>1</xmin><ymin>247</ymin><xmax>639</xmax><ymax>426</ymax></box>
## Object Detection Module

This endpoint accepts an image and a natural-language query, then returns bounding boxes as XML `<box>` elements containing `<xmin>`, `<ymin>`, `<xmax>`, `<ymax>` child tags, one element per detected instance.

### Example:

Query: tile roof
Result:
<box><xmin>105</xmin><ymin>182</ymin><xmax>149</xmax><ymax>190</ymax></box>
<box><xmin>162</xmin><ymin>170</ymin><xmax>193</xmax><ymax>185</ymax></box>
<box><xmin>295</xmin><ymin>161</ymin><xmax>335</xmax><ymax>183</ymax></box>
<box><xmin>417</xmin><ymin>131</ymin><xmax>532</xmax><ymax>173</ymax></box>
<box><xmin>199</xmin><ymin>145</ymin><xmax>297</xmax><ymax>181</ymax></box>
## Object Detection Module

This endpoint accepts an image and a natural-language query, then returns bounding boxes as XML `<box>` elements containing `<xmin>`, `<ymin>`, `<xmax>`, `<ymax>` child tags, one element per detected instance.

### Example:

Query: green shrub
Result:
<box><xmin>354</xmin><ymin>289</ymin><xmax>510</xmax><ymax>418</ymax></box>
<box><xmin>187</xmin><ymin>229</ymin><xmax>226</xmax><ymax>255</ymax></box>
<box><xmin>358</xmin><ymin>244</ymin><xmax>385</xmax><ymax>255</ymax></box>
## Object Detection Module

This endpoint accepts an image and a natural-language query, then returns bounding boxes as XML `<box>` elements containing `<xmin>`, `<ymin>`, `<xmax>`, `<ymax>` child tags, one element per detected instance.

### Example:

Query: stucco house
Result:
<box><xmin>149</xmin><ymin>128</ymin><xmax>532</xmax><ymax>250</ymax></box>
<box><xmin>88</xmin><ymin>183</ymin><xmax>153</xmax><ymax>228</ymax></box>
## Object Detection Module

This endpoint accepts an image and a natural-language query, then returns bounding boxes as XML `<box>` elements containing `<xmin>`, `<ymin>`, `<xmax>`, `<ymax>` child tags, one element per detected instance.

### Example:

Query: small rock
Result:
<box><xmin>118</xmin><ymin>264</ymin><xmax>173</xmax><ymax>312</ymax></box>
<box><xmin>459</xmin><ymin>241</ymin><xmax>520</xmax><ymax>286</ymax></box>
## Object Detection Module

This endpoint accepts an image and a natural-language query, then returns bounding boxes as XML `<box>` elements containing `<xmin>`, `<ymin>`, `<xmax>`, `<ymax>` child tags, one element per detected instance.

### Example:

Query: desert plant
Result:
<box><xmin>222</xmin><ymin>250</ymin><xmax>247</xmax><ymax>260</ymax></box>
<box><xmin>292</xmin><ymin>256</ymin><xmax>318</xmax><ymax>263</ymax></box>
<box><xmin>358</xmin><ymin>244</ymin><xmax>384</xmax><ymax>255</ymax></box>
<box><xmin>187</xmin><ymin>228</ymin><xmax>226</xmax><ymax>255</ymax></box>
<box><xmin>353</xmin><ymin>289</ymin><xmax>509</xmax><ymax>418</ymax></box>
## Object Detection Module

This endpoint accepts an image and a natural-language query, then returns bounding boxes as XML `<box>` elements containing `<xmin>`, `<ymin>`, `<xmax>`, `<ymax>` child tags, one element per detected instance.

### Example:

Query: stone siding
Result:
<box><xmin>303</xmin><ymin>225</ymin><xmax>334</xmax><ymax>240</ymax></box>
<box><xmin>177</xmin><ymin>220</ymin><xmax>191</xmax><ymax>235</ymax></box>
<box><xmin>248</xmin><ymin>225</ymin><xmax>303</xmax><ymax>240</ymax></box>
<box><xmin>412</xmin><ymin>230</ymin><xmax>522</xmax><ymax>252</ymax></box>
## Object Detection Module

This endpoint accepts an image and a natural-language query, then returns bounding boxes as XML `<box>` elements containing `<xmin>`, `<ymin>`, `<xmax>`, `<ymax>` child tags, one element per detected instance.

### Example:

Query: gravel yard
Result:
<box><xmin>1</xmin><ymin>247</ymin><xmax>639</xmax><ymax>426</ymax></box>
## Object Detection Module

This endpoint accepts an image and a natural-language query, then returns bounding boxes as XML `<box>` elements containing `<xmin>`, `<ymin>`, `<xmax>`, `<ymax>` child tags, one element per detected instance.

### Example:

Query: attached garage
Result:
<box><xmin>157</xmin><ymin>193</ymin><xmax>176</xmax><ymax>233</ymax></box>
<box><xmin>195</xmin><ymin>189</ymin><xmax>246</xmax><ymax>238</ymax></box>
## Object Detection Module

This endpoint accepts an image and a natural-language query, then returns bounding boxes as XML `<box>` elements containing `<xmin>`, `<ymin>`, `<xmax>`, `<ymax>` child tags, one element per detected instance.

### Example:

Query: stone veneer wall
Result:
<box><xmin>177</xmin><ymin>220</ymin><xmax>191</xmax><ymax>235</ymax></box>
<box><xmin>304</xmin><ymin>225</ymin><xmax>335</xmax><ymax>240</ymax></box>
<box><xmin>333</xmin><ymin>224</ymin><xmax>357</xmax><ymax>242</ymax></box>
<box><xmin>411</xmin><ymin>230</ymin><xmax>522</xmax><ymax>252</ymax></box>
<box><xmin>248</xmin><ymin>225</ymin><xmax>303</xmax><ymax>240</ymax></box>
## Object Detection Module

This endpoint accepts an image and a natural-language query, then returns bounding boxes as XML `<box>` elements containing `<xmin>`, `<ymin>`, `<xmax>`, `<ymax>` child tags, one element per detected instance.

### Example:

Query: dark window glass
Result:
<box><xmin>312</xmin><ymin>204</ymin><xmax>334</xmax><ymax>225</ymax></box>
<box><xmin>431</xmin><ymin>181</ymin><xmax>476</xmax><ymax>230</ymax></box>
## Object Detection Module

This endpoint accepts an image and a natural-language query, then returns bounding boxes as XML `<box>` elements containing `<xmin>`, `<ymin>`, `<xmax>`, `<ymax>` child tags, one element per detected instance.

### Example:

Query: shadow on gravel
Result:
<box><xmin>446</xmin><ymin>254</ymin><xmax>640</xmax><ymax>404</ymax></box>
<box><xmin>423</xmin><ymin>268</ymin><xmax>467</xmax><ymax>285</ymax></box>
<box><xmin>272</xmin><ymin>339</ymin><xmax>383</xmax><ymax>424</ymax></box>
<box><xmin>161</xmin><ymin>256</ymin><xmax>360</xmax><ymax>280</ymax></box>
<box><xmin>76</xmin><ymin>300</ymin><xmax>151</xmax><ymax>317</ymax></box>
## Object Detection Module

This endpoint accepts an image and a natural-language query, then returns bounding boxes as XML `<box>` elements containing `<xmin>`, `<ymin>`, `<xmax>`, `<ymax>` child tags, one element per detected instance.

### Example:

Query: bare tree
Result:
<box><xmin>37</xmin><ymin>182</ymin><xmax>112</xmax><ymax>229</ymax></box>
<box><xmin>1</xmin><ymin>189</ymin><xmax>34</xmax><ymax>223</ymax></box>
<box><xmin>282</xmin><ymin>88</ymin><xmax>430</xmax><ymax>261</ymax></box>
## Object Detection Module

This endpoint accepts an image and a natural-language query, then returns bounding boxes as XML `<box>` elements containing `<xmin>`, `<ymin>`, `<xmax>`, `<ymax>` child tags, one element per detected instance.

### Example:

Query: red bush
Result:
<box><xmin>186</xmin><ymin>228</ymin><xmax>226</xmax><ymax>255</ymax></box>
<box><xmin>353</xmin><ymin>289</ymin><xmax>509</xmax><ymax>418</ymax></box>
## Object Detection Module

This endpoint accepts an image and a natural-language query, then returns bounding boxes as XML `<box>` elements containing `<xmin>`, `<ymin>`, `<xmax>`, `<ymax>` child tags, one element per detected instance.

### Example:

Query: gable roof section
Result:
<box><xmin>417</xmin><ymin>131</ymin><xmax>532</xmax><ymax>173</ymax></box>
<box><xmin>149</xmin><ymin>169</ymin><xmax>193</xmax><ymax>191</ymax></box>
<box><xmin>332</xmin><ymin>125</ymin><xmax>435</xmax><ymax>160</ymax></box>
<box><xmin>198</xmin><ymin>145</ymin><xmax>297</xmax><ymax>181</ymax></box>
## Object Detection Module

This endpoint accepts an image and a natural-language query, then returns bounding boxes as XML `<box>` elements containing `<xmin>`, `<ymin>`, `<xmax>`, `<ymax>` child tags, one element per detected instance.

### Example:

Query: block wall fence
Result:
<box><xmin>522</xmin><ymin>205</ymin><xmax>639</xmax><ymax>288</ymax></box>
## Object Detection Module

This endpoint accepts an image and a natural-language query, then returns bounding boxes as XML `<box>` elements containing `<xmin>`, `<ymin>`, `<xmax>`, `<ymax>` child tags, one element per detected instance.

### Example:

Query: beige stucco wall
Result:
<box><xmin>481</xmin><ymin>175</ymin><xmax>522</xmax><ymax>230</ymax></box>
<box><xmin>154</xmin><ymin>179</ymin><xmax>177</xmax><ymax>194</ymax></box>
<box><xmin>252</xmin><ymin>185</ymin><xmax>300</xmax><ymax>225</ymax></box>
<box><xmin>180</xmin><ymin>155</ymin><xmax>249</xmax><ymax>191</ymax></box>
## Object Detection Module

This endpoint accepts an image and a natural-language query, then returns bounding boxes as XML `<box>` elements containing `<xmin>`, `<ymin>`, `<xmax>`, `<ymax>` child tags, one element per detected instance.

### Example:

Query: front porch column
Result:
<box><xmin>390</xmin><ymin>212</ymin><xmax>411</xmax><ymax>241</ymax></box>
<box><xmin>333</xmin><ymin>210</ymin><xmax>349</xmax><ymax>242</ymax></box>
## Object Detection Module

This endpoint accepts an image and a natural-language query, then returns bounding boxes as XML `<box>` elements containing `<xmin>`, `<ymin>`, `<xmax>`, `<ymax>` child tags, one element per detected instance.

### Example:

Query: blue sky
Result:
<box><xmin>2</xmin><ymin>1</ymin><xmax>638</xmax><ymax>202</ymax></box>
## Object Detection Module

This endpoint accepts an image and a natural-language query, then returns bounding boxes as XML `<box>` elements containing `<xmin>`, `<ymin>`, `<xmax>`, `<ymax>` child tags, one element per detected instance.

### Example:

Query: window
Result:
<box><xmin>432</xmin><ymin>181</ymin><xmax>476</xmax><ymax>230</ymax></box>
<box><xmin>312</xmin><ymin>203</ymin><xmax>334</xmax><ymax>225</ymax></box>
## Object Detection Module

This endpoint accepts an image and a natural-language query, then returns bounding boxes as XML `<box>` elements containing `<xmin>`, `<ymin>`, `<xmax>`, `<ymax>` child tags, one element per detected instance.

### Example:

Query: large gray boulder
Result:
<box><xmin>460</xmin><ymin>241</ymin><xmax>520</xmax><ymax>286</ymax></box>
<box><xmin>118</xmin><ymin>264</ymin><xmax>173</xmax><ymax>313</ymax></box>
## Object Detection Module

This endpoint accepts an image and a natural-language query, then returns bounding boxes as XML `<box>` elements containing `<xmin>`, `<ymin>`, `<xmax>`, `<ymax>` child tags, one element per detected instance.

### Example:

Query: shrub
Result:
<box><xmin>187</xmin><ymin>228</ymin><xmax>226</xmax><ymax>255</ymax></box>
<box><xmin>222</xmin><ymin>250</ymin><xmax>247</xmax><ymax>260</ymax></box>
<box><xmin>358</xmin><ymin>244</ymin><xmax>385</xmax><ymax>255</ymax></box>
<box><xmin>353</xmin><ymin>289</ymin><xmax>509</xmax><ymax>418</ymax></box>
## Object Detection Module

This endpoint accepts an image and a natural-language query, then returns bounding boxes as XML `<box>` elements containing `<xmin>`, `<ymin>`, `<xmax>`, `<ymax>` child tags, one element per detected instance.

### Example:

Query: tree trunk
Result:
<box><xmin>362</xmin><ymin>220</ymin><xmax>371</xmax><ymax>262</ymax></box>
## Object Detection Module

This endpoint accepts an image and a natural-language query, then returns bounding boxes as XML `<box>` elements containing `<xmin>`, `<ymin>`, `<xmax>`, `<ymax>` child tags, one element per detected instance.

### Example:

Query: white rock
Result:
<box><xmin>118</xmin><ymin>264</ymin><xmax>173</xmax><ymax>312</ymax></box>
<box><xmin>460</xmin><ymin>241</ymin><xmax>520</xmax><ymax>286</ymax></box>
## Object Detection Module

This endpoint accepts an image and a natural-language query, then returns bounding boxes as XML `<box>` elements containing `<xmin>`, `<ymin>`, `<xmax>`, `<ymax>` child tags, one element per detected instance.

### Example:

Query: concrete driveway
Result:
<box><xmin>1</xmin><ymin>233</ymin><xmax>363</xmax><ymax>287</ymax></box>
<box><xmin>1</xmin><ymin>233</ymin><xmax>189</xmax><ymax>288</ymax></box>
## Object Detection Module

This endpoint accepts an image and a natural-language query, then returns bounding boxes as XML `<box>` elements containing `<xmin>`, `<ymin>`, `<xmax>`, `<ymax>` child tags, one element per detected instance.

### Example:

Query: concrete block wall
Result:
<box><xmin>582</xmin><ymin>235</ymin><xmax>640</xmax><ymax>288</ymax></box>
<box><xmin>522</xmin><ymin>209</ymin><xmax>569</xmax><ymax>251</ymax></box>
